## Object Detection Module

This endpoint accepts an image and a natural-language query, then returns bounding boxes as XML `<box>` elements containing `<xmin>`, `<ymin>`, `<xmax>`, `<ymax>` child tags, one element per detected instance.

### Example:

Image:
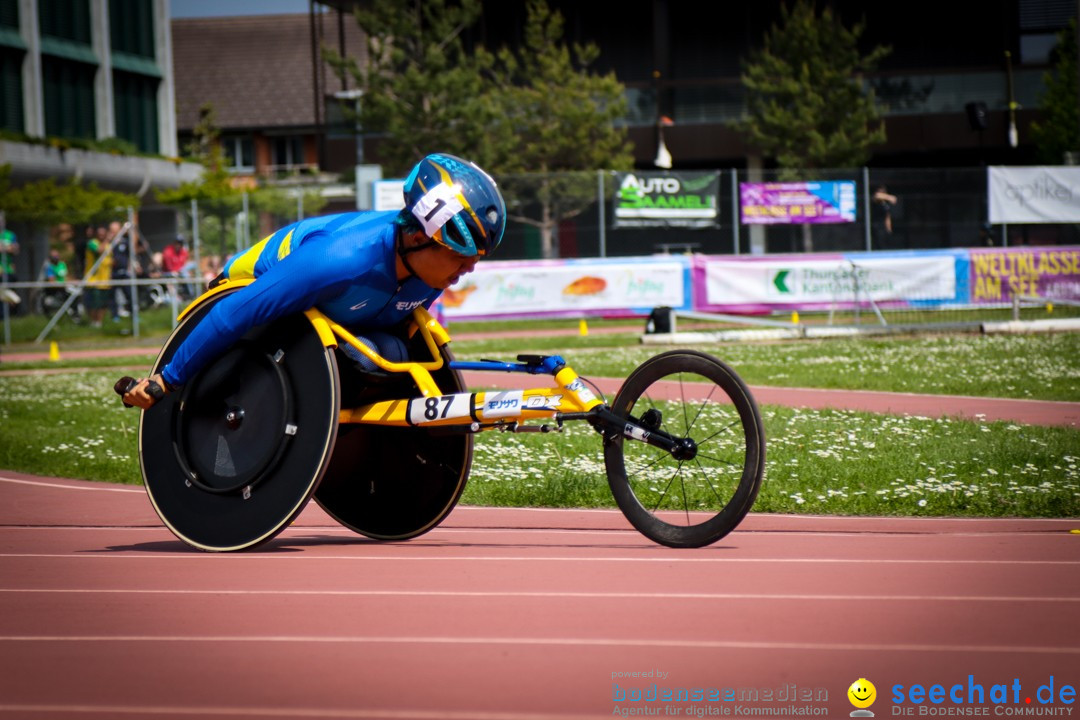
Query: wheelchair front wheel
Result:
<box><xmin>603</xmin><ymin>350</ymin><xmax>765</xmax><ymax>548</ymax></box>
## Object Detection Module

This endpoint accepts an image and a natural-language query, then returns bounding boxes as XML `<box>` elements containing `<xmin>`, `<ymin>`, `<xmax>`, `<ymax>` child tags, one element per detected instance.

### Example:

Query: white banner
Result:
<box><xmin>441</xmin><ymin>259</ymin><xmax>687</xmax><ymax>318</ymax></box>
<box><xmin>373</xmin><ymin>179</ymin><xmax>406</xmax><ymax>212</ymax></box>
<box><xmin>988</xmin><ymin>166</ymin><xmax>1080</xmax><ymax>224</ymax></box>
<box><xmin>704</xmin><ymin>256</ymin><xmax>956</xmax><ymax>307</ymax></box>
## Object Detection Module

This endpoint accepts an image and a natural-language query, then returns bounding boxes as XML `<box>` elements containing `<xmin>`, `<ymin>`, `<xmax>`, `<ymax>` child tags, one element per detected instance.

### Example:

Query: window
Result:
<box><xmin>41</xmin><ymin>55</ymin><xmax>96</xmax><ymax>139</ymax></box>
<box><xmin>39</xmin><ymin>0</ymin><xmax>91</xmax><ymax>43</ymax></box>
<box><xmin>109</xmin><ymin>0</ymin><xmax>154</xmax><ymax>59</ymax></box>
<box><xmin>273</xmin><ymin>136</ymin><xmax>306</xmax><ymax>169</ymax></box>
<box><xmin>0</xmin><ymin>47</ymin><xmax>23</xmax><ymax>132</ymax></box>
<box><xmin>0</xmin><ymin>0</ymin><xmax>18</xmax><ymax>29</ymax></box>
<box><xmin>113</xmin><ymin>69</ymin><xmax>159</xmax><ymax>153</ymax></box>
<box><xmin>223</xmin><ymin>136</ymin><xmax>254</xmax><ymax>172</ymax></box>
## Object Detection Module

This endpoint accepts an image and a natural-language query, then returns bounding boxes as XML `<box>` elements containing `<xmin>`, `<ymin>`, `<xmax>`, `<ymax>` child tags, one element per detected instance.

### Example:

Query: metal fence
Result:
<box><xmin>3</xmin><ymin>166</ymin><xmax>1079</xmax><ymax>344</ymax></box>
<box><xmin>491</xmin><ymin>167</ymin><xmax>1080</xmax><ymax>260</ymax></box>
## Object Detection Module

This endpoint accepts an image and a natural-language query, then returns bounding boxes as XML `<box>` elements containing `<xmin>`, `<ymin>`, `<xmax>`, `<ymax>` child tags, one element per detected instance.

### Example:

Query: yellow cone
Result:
<box><xmin>579</xmin><ymin>318</ymin><xmax>589</xmax><ymax>336</ymax></box>
<box><xmin>1047</xmin><ymin>302</ymin><xmax>1054</xmax><ymax>314</ymax></box>
<box><xmin>48</xmin><ymin>341</ymin><xmax>60</xmax><ymax>362</ymax></box>
<box><xmin>791</xmin><ymin>311</ymin><xmax>800</xmax><ymax>325</ymax></box>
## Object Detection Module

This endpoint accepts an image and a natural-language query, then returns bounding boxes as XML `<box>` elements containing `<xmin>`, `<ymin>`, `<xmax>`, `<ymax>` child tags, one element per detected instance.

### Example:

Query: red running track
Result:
<box><xmin>0</xmin><ymin>470</ymin><xmax>1077</xmax><ymax>720</ymax></box>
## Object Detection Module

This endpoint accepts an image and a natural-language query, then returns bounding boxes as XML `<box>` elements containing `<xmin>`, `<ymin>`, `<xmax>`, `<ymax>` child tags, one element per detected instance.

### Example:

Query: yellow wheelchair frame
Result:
<box><xmin>144</xmin><ymin>278</ymin><xmax>765</xmax><ymax>550</ymax></box>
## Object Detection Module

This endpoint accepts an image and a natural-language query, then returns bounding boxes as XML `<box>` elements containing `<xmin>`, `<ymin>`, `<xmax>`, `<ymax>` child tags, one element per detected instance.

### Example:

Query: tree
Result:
<box><xmin>327</xmin><ymin>0</ymin><xmax>632</xmax><ymax>258</ymax></box>
<box><xmin>486</xmin><ymin>0</ymin><xmax>633</xmax><ymax>258</ymax></box>
<box><xmin>1030</xmin><ymin>18</ymin><xmax>1079</xmax><ymax>165</ymax></box>
<box><xmin>737</xmin><ymin>1</ymin><xmax>890</xmax><ymax>173</ymax></box>
<box><xmin>325</xmin><ymin>0</ymin><xmax>496</xmax><ymax>176</ymax></box>
<box><xmin>0</xmin><ymin>164</ymin><xmax>139</xmax><ymax>228</ymax></box>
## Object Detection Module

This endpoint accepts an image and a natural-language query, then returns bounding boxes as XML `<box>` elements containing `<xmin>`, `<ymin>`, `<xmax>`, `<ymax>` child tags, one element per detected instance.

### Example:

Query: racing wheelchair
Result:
<box><xmin>119</xmin><ymin>280</ymin><xmax>765</xmax><ymax>551</ymax></box>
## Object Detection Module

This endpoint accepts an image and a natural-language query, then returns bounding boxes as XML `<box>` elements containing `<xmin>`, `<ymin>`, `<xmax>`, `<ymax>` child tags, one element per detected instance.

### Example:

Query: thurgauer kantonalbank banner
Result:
<box><xmin>613</xmin><ymin>171</ymin><xmax>720</xmax><ymax>229</ymax></box>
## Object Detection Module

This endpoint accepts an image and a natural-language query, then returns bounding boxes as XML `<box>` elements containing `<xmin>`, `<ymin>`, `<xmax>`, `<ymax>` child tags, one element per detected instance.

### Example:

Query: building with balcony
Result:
<box><xmin>171</xmin><ymin>10</ymin><xmax>366</xmax><ymax>183</ymax></box>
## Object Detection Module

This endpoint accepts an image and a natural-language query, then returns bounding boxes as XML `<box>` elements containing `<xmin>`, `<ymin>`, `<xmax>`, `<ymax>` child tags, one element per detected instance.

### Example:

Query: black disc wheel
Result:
<box><xmin>603</xmin><ymin>350</ymin><xmax>765</xmax><ymax>548</ymax></box>
<box><xmin>139</xmin><ymin>287</ymin><xmax>340</xmax><ymax>551</ymax></box>
<box><xmin>314</xmin><ymin>342</ymin><xmax>471</xmax><ymax>541</ymax></box>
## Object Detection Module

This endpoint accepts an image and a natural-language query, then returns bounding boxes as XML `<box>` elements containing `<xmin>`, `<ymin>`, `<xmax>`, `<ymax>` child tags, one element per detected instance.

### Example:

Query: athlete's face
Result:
<box><xmin>410</xmin><ymin>243</ymin><xmax>479</xmax><ymax>289</ymax></box>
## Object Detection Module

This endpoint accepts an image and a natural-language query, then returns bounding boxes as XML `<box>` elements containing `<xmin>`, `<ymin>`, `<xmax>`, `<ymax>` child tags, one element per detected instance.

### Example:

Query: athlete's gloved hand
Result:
<box><xmin>114</xmin><ymin>374</ymin><xmax>169</xmax><ymax>409</ymax></box>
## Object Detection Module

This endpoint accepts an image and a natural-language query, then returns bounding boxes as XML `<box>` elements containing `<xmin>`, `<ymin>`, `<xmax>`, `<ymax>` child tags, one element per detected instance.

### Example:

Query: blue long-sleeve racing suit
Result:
<box><xmin>160</xmin><ymin>211</ymin><xmax>440</xmax><ymax>388</ymax></box>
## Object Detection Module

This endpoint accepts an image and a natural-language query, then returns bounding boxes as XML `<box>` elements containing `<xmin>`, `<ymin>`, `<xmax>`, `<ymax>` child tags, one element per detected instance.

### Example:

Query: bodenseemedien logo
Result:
<box><xmin>849</xmin><ymin>678</ymin><xmax>877</xmax><ymax>717</ymax></box>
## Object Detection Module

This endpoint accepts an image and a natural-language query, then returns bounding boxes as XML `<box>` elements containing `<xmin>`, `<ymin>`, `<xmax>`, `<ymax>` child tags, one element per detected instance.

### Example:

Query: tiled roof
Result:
<box><xmin>172</xmin><ymin>13</ymin><xmax>367</xmax><ymax>132</ymax></box>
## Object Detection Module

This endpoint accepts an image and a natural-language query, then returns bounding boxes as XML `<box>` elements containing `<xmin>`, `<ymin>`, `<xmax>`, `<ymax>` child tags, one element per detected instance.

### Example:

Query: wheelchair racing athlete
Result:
<box><xmin>121</xmin><ymin>153</ymin><xmax>506</xmax><ymax>410</ymax></box>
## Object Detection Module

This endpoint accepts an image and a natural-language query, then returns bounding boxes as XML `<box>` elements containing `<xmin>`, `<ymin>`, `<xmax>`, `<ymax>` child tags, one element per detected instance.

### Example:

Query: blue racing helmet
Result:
<box><xmin>403</xmin><ymin>153</ymin><xmax>506</xmax><ymax>257</ymax></box>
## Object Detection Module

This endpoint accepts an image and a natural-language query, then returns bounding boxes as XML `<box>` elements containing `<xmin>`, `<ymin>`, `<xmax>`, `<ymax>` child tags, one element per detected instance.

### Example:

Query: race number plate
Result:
<box><xmin>407</xmin><ymin>393</ymin><xmax>473</xmax><ymax>425</ymax></box>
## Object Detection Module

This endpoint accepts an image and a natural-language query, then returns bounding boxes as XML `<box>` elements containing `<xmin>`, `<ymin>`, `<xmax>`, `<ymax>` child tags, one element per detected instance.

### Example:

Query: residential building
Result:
<box><xmin>171</xmin><ymin>11</ymin><xmax>366</xmax><ymax>182</ymax></box>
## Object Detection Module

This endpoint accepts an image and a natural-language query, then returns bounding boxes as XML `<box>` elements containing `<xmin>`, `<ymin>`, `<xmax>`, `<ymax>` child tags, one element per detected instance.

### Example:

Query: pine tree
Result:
<box><xmin>1030</xmin><ymin>19</ymin><xmax>1079</xmax><ymax>165</ymax></box>
<box><xmin>485</xmin><ymin>0</ymin><xmax>632</xmax><ymax>257</ymax></box>
<box><xmin>737</xmin><ymin>1</ymin><xmax>890</xmax><ymax>174</ymax></box>
<box><xmin>327</xmin><ymin>0</ymin><xmax>632</xmax><ymax>258</ymax></box>
<box><xmin>326</xmin><ymin>0</ymin><xmax>495</xmax><ymax>176</ymax></box>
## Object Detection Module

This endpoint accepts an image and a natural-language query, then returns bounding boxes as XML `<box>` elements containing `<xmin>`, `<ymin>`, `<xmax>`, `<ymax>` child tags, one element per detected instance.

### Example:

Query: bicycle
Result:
<box><xmin>118</xmin><ymin>279</ymin><xmax>765</xmax><ymax>551</ymax></box>
<box><xmin>33</xmin><ymin>283</ymin><xmax>85</xmax><ymax>323</ymax></box>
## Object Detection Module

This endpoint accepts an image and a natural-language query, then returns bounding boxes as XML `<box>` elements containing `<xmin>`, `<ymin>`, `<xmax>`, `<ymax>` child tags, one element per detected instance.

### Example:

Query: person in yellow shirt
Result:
<box><xmin>84</xmin><ymin>228</ymin><xmax>113</xmax><ymax>328</ymax></box>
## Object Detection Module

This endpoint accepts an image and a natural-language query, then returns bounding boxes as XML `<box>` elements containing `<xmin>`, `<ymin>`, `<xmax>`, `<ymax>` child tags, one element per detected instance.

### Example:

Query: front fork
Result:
<box><xmin>584</xmin><ymin>405</ymin><xmax>698</xmax><ymax>461</ymax></box>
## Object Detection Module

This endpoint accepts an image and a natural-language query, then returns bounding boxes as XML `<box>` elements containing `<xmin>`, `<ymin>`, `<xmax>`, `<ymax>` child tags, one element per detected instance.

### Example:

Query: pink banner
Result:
<box><xmin>969</xmin><ymin>247</ymin><xmax>1080</xmax><ymax>304</ymax></box>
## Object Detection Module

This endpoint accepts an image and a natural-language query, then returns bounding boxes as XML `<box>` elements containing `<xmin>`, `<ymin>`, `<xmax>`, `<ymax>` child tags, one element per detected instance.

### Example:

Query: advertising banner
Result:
<box><xmin>698</xmin><ymin>253</ymin><xmax>960</xmax><ymax>312</ymax></box>
<box><xmin>969</xmin><ymin>246</ymin><xmax>1080</xmax><ymax>304</ymax></box>
<box><xmin>613</xmin><ymin>171</ymin><xmax>720</xmax><ymax>228</ymax></box>
<box><xmin>441</xmin><ymin>258</ymin><xmax>690</xmax><ymax>319</ymax></box>
<box><xmin>988</xmin><ymin>166</ymin><xmax>1080</xmax><ymax>224</ymax></box>
<box><xmin>740</xmin><ymin>181</ymin><xmax>857</xmax><ymax>225</ymax></box>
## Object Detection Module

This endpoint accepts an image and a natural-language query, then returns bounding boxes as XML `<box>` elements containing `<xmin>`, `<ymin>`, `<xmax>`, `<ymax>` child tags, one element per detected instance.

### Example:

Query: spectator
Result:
<box><xmin>84</xmin><ymin>229</ymin><xmax>113</xmax><ymax>328</ymax></box>
<box><xmin>72</xmin><ymin>225</ymin><xmax>92</xmax><ymax>279</ymax></box>
<box><xmin>161</xmin><ymin>236</ymin><xmax>189</xmax><ymax>275</ymax></box>
<box><xmin>108</xmin><ymin>221</ymin><xmax>134</xmax><ymax>321</ymax></box>
<box><xmin>0</xmin><ymin>224</ymin><xmax>20</xmax><ymax>308</ymax></box>
<box><xmin>870</xmin><ymin>185</ymin><xmax>898</xmax><ymax>249</ymax></box>
<box><xmin>44</xmin><ymin>249</ymin><xmax>68</xmax><ymax>283</ymax></box>
<box><xmin>135</xmin><ymin>237</ymin><xmax>157</xmax><ymax>279</ymax></box>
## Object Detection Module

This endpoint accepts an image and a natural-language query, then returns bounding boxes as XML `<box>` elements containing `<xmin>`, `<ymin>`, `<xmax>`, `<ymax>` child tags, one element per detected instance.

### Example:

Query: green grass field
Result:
<box><xmin>2</xmin><ymin>326</ymin><xmax>1078</xmax><ymax>518</ymax></box>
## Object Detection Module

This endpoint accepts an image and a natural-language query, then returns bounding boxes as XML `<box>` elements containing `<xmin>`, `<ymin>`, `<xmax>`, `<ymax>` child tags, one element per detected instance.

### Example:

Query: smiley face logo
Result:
<box><xmin>848</xmin><ymin>678</ymin><xmax>877</xmax><ymax>709</ymax></box>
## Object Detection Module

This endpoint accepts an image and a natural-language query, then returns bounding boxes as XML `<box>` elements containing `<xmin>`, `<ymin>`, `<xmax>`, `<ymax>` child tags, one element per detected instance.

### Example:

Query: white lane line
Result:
<box><xmin>0</xmin><ymin>588</ymin><xmax>1076</xmax><ymax>602</ymax></box>
<box><xmin>4</xmin><ymin>525</ymin><xmax>1074</xmax><ymax>539</ymax></box>
<box><xmin>452</xmin><ymin>505</ymin><xmax>1080</xmax><ymax>525</ymax></box>
<box><xmin>1</xmin><ymin>475</ymin><xmax>1075</xmax><ymax>526</ymax></box>
<box><xmin>0</xmin><ymin>634</ymin><xmax>1077</xmax><ymax>654</ymax></box>
<box><xmin>0</xmin><ymin>553</ymin><xmax>1076</xmax><ymax>565</ymax></box>
<box><xmin>0</xmin><ymin>476</ymin><xmax>142</xmax><ymax>493</ymax></box>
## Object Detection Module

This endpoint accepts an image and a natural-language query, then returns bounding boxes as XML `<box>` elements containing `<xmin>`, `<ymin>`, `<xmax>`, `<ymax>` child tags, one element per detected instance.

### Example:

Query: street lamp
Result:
<box><xmin>333</xmin><ymin>88</ymin><xmax>364</xmax><ymax>165</ymax></box>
